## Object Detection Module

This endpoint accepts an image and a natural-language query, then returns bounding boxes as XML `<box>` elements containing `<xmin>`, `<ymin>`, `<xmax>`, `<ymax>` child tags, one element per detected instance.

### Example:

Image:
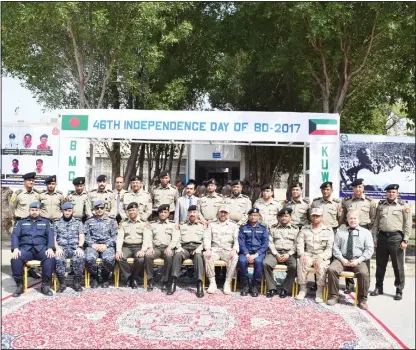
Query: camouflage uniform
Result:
<box><xmin>88</xmin><ymin>189</ymin><xmax>117</xmax><ymax>218</ymax></box>
<box><xmin>39</xmin><ymin>190</ymin><xmax>65</xmax><ymax>221</ymax></box>
<box><xmin>122</xmin><ymin>190</ymin><xmax>153</xmax><ymax>221</ymax></box>
<box><xmin>223</xmin><ymin>194</ymin><xmax>252</xmax><ymax>225</ymax></box>
<box><xmin>254</xmin><ymin>197</ymin><xmax>282</xmax><ymax>227</ymax></box>
<box><xmin>1</xmin><ymin>187</ymin><xmax>13</xmax><ymax>235</ymax></box>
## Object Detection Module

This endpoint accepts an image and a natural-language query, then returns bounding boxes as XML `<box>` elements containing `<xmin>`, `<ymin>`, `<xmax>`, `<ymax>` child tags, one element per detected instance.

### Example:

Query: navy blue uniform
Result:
<box><xmin>238</xmin><ymin>222</ymin><xmax>269</xmax><ymax>282</ymax></box>
<box><xmin>11</xmin><ymin>216</ymin><xmax>55</xmax><ymax>279</ymax></box>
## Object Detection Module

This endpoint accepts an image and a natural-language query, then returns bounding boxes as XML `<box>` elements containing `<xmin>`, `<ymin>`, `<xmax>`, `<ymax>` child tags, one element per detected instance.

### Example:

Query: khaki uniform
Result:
<box><xmin>114</xmin><ymin>189</ymin><xmax>127</xmax><ymax>217</ymax></box>
<box><xmin>145</xmin><ymin>219</ymin><xmax>180</xmax><ymax>282</ymax></box>
<box><xmin>311</xmin><ymin>197</ymin><xmax>342</xmax><ymax>230</ymax></box>
<box><xmin>39</xmin><ymin>190</ymin><xmax>65</xmax><ymax>221</ymax></box>
<box><xmin>117</xmin><ymin>218</ymin><xmax>152</xmax><ymax>281</ymax></box>
<box><xmin>197</xmin><ymin>193</ymin><xmax>224</xmax><ymax>221</ymax></box>
<box><xmin>203</xmin><ymin>219</ymin><xmax>239</xmax><ymax>280</ymax></box>
<box><xmin>340</xmin><ymin>195</ymin><xmax>377</xmax><ymax>229</ymax></box>
<box><xmin>88</xmin><ymin>189</ymin><xmax>117</xmax><ymax>217</ymax></box>
<box><xmin>66</xmin><ymin>191</ymin><xmax>93</xmax><ymax>221</ymax></box>
<box><xmin>172</xmin><ymin>221</ymin><xmax>206</xmax><ymax>280</ymax></box>
<box><xmin>223</xmin><ymin>194</ymin><xmax>252</xmax><ymax>225</ymax></box>
<box><xmin>283</xmin><ymin>198</ymin><xmax>310</xmax><ymax>227</ymax></box>
<box><xmin>296</xmin><ymin>224</ymin><xmax>334</xmax><ymax>286</ymax></box>
<box><xmin>122</xmin><ymin>190</ymin><xmax>153</xmax><ymax>221</ymax></box>
<box><xmin>1</xmin><ymin>187</ymin><xmax>14</xmax><ymax>235</ymax></box>
<box><xmin>9</xmin><ymin>188</ymin><xmax>41</xmax><ymax>219</ymax></box>
<box><xmin>254</xmin><ymin>198</ymin><xmax>282</xmax><ymax>227</ymax></box>
<box><xmin>263</xmin><ymin>223</ymin><xmax>299</xmax><ymax>292</ymax></box>
<box><xmin>151</xmin><ymin>184</ymin><xmax>179</xmax><ymax>213</ymax></box>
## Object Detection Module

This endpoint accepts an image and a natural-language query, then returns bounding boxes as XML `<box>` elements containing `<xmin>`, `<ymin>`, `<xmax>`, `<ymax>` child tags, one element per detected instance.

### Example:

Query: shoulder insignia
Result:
<box><xmin>106</xmin><ymin>189</ymin><xmax>113</xmax><ymax>193</ymax></box>
<box><xmin>344</xmin><ymin>196</ymin><xmax>352</xmax><ymax>201</ymax></box>
<box><xmin>90</xmin><ymin>189</ymin><xmax>98</xmax><ymax>193</ymax></box>
<box><xmin>171</xmin><ymin>185</ymin><xmax>177</xmax><ymax>189</ymax></box>
<box><xmin>313</xmin><ymin>197</ymin><xmax>321</xmax><ymax>201</ymax></box>
<box><xmin>302</xmin><ymin>199</ymin><xmax>310</xmax><ymax>204</ymax></box>
<box><xmin>241</xmin><ymin>194</ymin><xmax>249</xmax><ymax>198</ymax></box>
<box><xmin>333</xmin><ymin>198</ymin><xmax>340</xmax><ymax>203</ymax></box>
<box><xmin>397</xmin><ymin>199</ymin><xmax>404</xmax><ymax>205</ymax></box>
<box><xmin>365</xmin><ymin>196</ymin><xmax>372</xmax><ymax>201</ymax></box>
<box><xmin>56</xmin><ymin>190</ymin><xmax>63</xmax><ymax>194</ymax></box>
<box><xmin>149</xmin><ymin>220</ymin><xmax>157</xmax><ymax>224</ymax></box>
<box><xmin>169</xmin><ymin>220</ymin><xmax>175</xmax><ymax>223</ymax></box>
<box><xmin>15</xmin><ymin>189</ymin><xmax>23</xmax><ymax>196</ymax></box>
<box><xmin>270</xmin><ymin>223</ymin><xmax>278</xmax><ymax>228</ymax></box>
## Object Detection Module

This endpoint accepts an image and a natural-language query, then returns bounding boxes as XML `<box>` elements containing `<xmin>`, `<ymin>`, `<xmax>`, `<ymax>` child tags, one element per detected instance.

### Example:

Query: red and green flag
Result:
<box><xmin>309</xmin><ymin>119</ymin><xmax>338</xmax><ymax>135</ymax></box>
<box><xmin>61</xmin><ymin>115</ymin><xmax>89</xmax><ymax>131</ymax></box>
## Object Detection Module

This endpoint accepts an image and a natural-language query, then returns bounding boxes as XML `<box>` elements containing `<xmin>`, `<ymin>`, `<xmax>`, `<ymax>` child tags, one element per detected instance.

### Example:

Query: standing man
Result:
<box><xmin>169</xmin><ymin>205</ymin><xmax>205</xmax><ymax>297</ymax></box>
<box><xmin>327</xmin><ymin>209</ymin><xmax>373</xmax><ymax>310</ymax></box>
<box><xmin>238</xmin><ymin>208</ymin><xmax>269</xmax><ymax>297</ymax></box>
<box><xmin>1</xmin><ymin>187</ymin><xmax>13</xmax><ymax>236</ymax></box>
<box><xmin>223</xmin><ymin>180</ymin><xmax>252</xmax><ymax>226</ymax></box>
<box><xmin>283</xmin><ymin>182</ymin><xmax>310</xmax><ymax>229</ymax></box>
<box><xmin>341</xmin><ymin>178</ymin><xmax>378</xmax><ymax>293</ymax></box>
<box><xmin>114</xmin><ymin>176</ymin><xmax>127</xmax><ymax>225</ymax></box>
<box><xmin>371</xmin><ymin>184</ymin><xmax>412</xmax><ymax>300</ymax></box>
<box><xmin>116</xmin><ymin>202</ymin><xmax>152</xmax><ymax>289</ymax></box>
<box><xmin>39</xmin><ymin>175</ymin><xmax>65</xmax><ymax>223</ymax></box>
<box><xmin>151</xmin><ymin>171</ymin><xmax>179</xmax><ymax>220</ymax></box>
<box><xmin>176</xmin><ymin>179</ymin><xmax>185</xmax><ymax>197</ymax></box>
<box><xmin>122</xmin><ymin>175</ymin><xmax>153</xmax><ymax>222</ymax></box>
<box><xmin>174</xmin><ymin>181</ymin><xmax>199</xmax><ymax>225</ymax></box>
<box><xmin>9</xmin><ymin>172</ymin><xmax>41</xmax><ymax>279</ymax></box>
<box><xmin>295</xmin><ymin>208</ymin><xmax>334</xmax><ymax>303</ymax></box>
<box><xmin>254</xmin><ymin>183</ymin><xmax>282</xmax><ymax>227</ymax></box>
<box><xmin>88</xmin><ymin>175</ymin><xmax>117</xmax><ymax>218</ymax></box>
<box><xmin>54</xmin><ymin>202</ymin><xmax>85</xmax><ymax>293</ymax></box>
<box><xmin>312</xmin><ymin>182</ymin><xmax>343</xmax><ymax>233</ymax></box>
<box><xmin>197</xmin><ymin>178</ymin><xmax>224</xmax><ymax>222</ymax></box>
<box><xmin>203</xmin><ymin>205</ymin><xmax>239</xmax><ymax>295</ymax></box>
<box><xmin>145</xmin><ymin>204</ymin><xmax>180</xmax><ymax>292</ymax></box>
<box><xmin>84</xmin><ymin>200</ymin><xmax>118</xmax><ymax>288</ymax></box>
<box><xmin>10</xmin><ymin>202</ymin><xmax>55</xmax><ymax>297</ymax></box>
<box><xmin>263</xmin><ymin>208</ymin><xmax>299</xmax><ymax>299</ymax></box>
<box><xmin>66</xmin><ymin>177</ymin><xmax>93</xmax><ymax>223</ymax></box>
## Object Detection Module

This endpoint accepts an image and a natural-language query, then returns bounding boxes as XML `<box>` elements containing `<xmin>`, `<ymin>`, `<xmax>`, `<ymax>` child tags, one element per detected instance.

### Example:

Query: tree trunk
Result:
<box><xmin>154</xmin><ymin>145</ymin><xmax>162</xmax><ymax>177</ymax></box>
<box><xmin>138</xmin><ymin>143</ymin><xmax>145</xmax><ymax>179</ymax></box>
<box><xmin>285</xmin><ymin>161</ymin><xmax>298</xmax><ymax>200</ymax></box>
<box><xmin>146</xmin><ymin>144</ymin><xmax>153</xmax><ymax>189</ymax></box>
<box><xmin>175</xmin><ymin>144</ymin><xmax>185</xmax><ymax>181</ymax></box>
<box><xmin>123</xmin><ymin>143</ymin><xmax>141</xmax><ymax>190</ymax></box>
<box><xmin>161</xmin><ymin>144</ymin><xmax>169</xmax><ymax>170</ymax></box>
<box><xmin>168</xmin><ymin>144</ymin><xmax>175</xmax><ymax>176</ymax></box>
<box><xmin>110</xmin><ymin>142</ymin><xmax>121</xmax><ymax>188</ymax></box>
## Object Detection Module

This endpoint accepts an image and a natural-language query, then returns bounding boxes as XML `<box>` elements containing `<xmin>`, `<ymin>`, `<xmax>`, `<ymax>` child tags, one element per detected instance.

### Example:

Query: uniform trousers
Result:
<box><xmin>11</xmin><ymin>246</ymin><xmax>55</xmax><ymax>280</ymax></box>
<box><xmin>118</xmin><ymin>244</ymin><xmax>144</xmax><ymax>280</ymax></box>
<box><xmin>263</xmin><ymin>253</ymin><xmax>297</xmax><ymax>292</ymax></box>
<box><xmin>172</xmin><ymin>248</ymin><xmax>204</xmax><ymax>281</ymax></box>
<box><xmin>56</xmin><ymin>247</ymin><xmax>85</xmax><ymax>279</ymax></box>
<box><xmin>327</xmin><ymin>259</ymin><xmax>369</xmax><ymax>302</ymax></box>
<box><xmin>238</xmin><ymin>253</ymin><xmax>265</xmax><ymax>282</ymax></box>
<box><xmin>297</xmin><ymin>254</ymin><xmax>329</xmax><ymax>286</ymax></box>
<box><xmin>204</xmin><ymin>249</ymin><xmax>238</xmax><ymax>280</ymax></box>
<box><xmin>375</xmin><ymin>233</ymin><xmax>405</xmax><ymax>291</ymax></box>
<box><xmin>144</xmin><ymin>247</ymin><xmax>173</xmax><ymax>282</ymax></box>
<box><xmin>85</xmin><ymin>247</ymin><xmax>116</xmax><ymax>277</ymax></box>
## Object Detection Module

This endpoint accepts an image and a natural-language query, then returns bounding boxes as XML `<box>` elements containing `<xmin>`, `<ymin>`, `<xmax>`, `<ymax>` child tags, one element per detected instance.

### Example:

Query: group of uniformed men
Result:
<box><xmin>9</xmin><ymin>170</ymin><xmax>412</xmax><ymax>310</ymax></box>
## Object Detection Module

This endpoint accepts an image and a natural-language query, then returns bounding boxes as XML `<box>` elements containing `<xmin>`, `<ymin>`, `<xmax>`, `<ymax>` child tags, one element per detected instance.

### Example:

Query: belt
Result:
<box><xmin>378</xmin><ymin>231</ymin><xmax>402</xmax><ymax>237</ymax></box>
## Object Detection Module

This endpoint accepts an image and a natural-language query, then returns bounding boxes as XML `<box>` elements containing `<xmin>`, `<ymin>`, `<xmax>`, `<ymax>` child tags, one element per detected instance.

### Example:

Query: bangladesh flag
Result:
<box><xmin>61</xmin><ymin>115</ymin><xmax>89</xmax><ymax>131</ymax></box>
<box><xmin>309</xmin><ymin>119</ymin><xmax>338</xmax><ymax>135</ymax></box>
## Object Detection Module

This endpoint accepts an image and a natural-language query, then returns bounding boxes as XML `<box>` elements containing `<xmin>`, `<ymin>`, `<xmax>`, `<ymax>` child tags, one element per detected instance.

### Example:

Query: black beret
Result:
<box><xmin>127</xmin><ymin>202</ymin><xmax>138</xmax><ymax>210</ymax></box>
<box><xmin>22</xmin><ymin>172</ymin><xmax>36</xmax><ymax>180</ymax></box>
<box><xmin>188</xmin><ymin>205</ymin><xmax>198</xmax><ymax>212</ymax></box>
<box><xmin>385</xmin><ymin>184</ymin><xmax>399</xmax><ymax>191</ymax></box>
<box><xmin>205</xmin><ymin>178</ymin><xmax>217</xmax><ymax>185</ymax></box>
<box><xmin>44</xmin><ymin>175</ymin><xmax>56</xmax><ymax>184</ymax></box>
<box><xmin>231</xmin><ymin>180</ymin><xmax>242</xmax><ymax>186</ymax></box>
<box><xmin>9</xmin><ymin>133</ymin><xmax>16</xmax><ymax>138</ymax></box>
<box><xmin>278</xmin><ymin>208</ymin><xmax>292</xmax><ymax>216</ymax></box>
<box><xmin>158</xmin><ymin>204</ymin><xmax>170</xmax><ymax>212</ymax></box>
<box><xmin>320</xmin><ymin>182</ymin><xmax>333</xmax><ymax>189</ymax></box>
<box><xmin>351</xmin><ymin>178</ymin><xmax>364</xmax><ymax>187</ymax></box>
<box><xmin>261</xmin><ymin>183</ymin><xmax>272</xmax><ymax>191</ymax></box>
<box><xmin>159</xmin><ymin>170</ymin><xmax>170</xmax><ymax>178</ymax></box>
<box><xmin>96</xmin><ymin>174</ymin><xmax>107</xmax><ymax>182</ymax></box>
<box><xmin>73</xmin><ymin>177</ymin><xmax>85</xmax><ymax>185</ymax></box>
<box><xmin>248</xmin><ymin>208</ymin><xmax>260</xmax><ymax>215</ymax></box>
<box><xmin>130</xmin><ymin>175</ymin><xmax>142</xmax><ymax>182</ymax></box>
<box><xmin>290</xmin><ymin>182</ymin><xmax>303</xmax><ymax>189</ymax></box>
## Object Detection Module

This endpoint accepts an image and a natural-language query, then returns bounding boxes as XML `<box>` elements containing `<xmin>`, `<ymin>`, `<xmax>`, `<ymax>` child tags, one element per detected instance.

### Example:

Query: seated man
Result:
<box><xmin>84</xmin><ymin>200</ymin><xmax>117</xmax><ymax>288</ymax></box>
<box><xmin>169</xmin><ymin>205</ymin><xmax>205</xmax><ymax>297</ymax></box>
<box><xmin>327</xmin><ymin>209</ymin><xmax>374</xmax><ymax>310</ymax></box>
<box><xmin>238</xmin><ymin>208</ymin><xmax>269</xmax><ymax>297</ymax></box>
<box><xmin>145</xmin><ymin>204</ymin><xmax>180</xmax><ymax>292</ymax></box>
<box><xmin>296</xmin><ymin>207</ymin><xmax>333</xmax><ymax>303</ymax></box>
<box><xmin>10</xmin><ymin>201</ymin><xmax>55</xmax><ymax>297</ymax></box>
<box><xmin>116</xmin><ymin>202</ymin><xmax>152</xmax><ymax>289</ymax></box>
<box><xmin>203</xmin><ymin>205</ymin><xmax>239</xmax><ymax>295</ymax></box>
<box><xmin>263</xmin><ymin>208</ymin><xmax>299</xmax><ymax>298</ymax></box>
<box><xmin>54</xmin><ymin>202</ymin><xmax>85</xmax><ymax>293</ymax></box>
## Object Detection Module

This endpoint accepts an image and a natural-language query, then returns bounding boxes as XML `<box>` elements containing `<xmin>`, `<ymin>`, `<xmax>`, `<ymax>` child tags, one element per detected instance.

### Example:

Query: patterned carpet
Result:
<box><xmin>1</xmin><ymin>284</ymin><xmax>403</xmax><ymax>349</ymax></box>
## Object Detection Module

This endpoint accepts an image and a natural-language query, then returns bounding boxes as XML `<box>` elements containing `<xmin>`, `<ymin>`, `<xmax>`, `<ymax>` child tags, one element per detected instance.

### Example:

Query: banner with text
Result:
<box><xmin>340</xmin><ymin>134</ymin><xmax>415</xmax><ymax>200</ymax></box>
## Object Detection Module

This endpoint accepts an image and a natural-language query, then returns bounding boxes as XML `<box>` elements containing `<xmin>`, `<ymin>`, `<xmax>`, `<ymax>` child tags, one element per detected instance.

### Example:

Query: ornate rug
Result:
<box><xmin>1</xmin><ymin>285</ymin><xmax>403</xmax><ymax>349</ymax></box>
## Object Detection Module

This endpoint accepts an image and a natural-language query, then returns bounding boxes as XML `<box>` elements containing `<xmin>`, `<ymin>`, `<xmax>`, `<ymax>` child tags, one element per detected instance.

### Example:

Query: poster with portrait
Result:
<box><xmin>339</xmin><ymin>134</ymin><xmax>415</xmax><ymax>200</ymax></box>
<box><xmin>1</xmin><ymin>125</ymin><xmax>60</xmax><ymax>189</ymax></box>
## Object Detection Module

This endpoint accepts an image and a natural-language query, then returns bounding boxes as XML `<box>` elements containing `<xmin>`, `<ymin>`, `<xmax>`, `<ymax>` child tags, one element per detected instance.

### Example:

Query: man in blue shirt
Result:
<box><xmin>10</xmin><ymin>201</ymin><xmax>55</xmax><ymax>297</ymax></box>
<box><xmin>238</xmin><ymin>208</ymin><xmax>269</xmax><ymax>297</ymax></box>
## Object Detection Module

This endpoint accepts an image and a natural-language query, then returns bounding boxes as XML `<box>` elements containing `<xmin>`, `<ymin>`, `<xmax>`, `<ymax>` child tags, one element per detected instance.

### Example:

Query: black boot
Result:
<box><xmin>167</xmin><ymin>277</ymin><xmax>177</xmax><ymax>295</ymax></box>
<box><xmin>28</xmin><ymin>268</ymin><xmax>41</xmax><ymax>279</ymax></box>
<box><xmin>251</xmin><ymin>280</ymin><xmax>259</xmax><ymax>297</ymax></box>
<box><xmin>394</xmin><ymin>288</ymin><xmax>402</xmax><ymax>301</ymax></box>
<box><xmin>41</xmin><ymin>277</ymin><xmax>53</xmax><ymax>296</ymax></box>
<box><xmin>57</xmin><ymin>277</ymin><xmax>66</xmax><ymax>293</ymax></box>
<box><xmin>240</xmin><ymin>279</ymin><xmax>249</xmax><ymax>296</ymax></box>
<box><xmin>130</xmin><ymin>279</ymin><xmax>139</xmax><ymax>289</ymax></box>
<box><xmin>161</xmin><ymin>281</ymin><xmax>168</xmax><ymax>292</ymax></box>
<box><xmin>91</xmin><ymin>275</ymin><xmax>99</xmax><ymax>289</ymax></box>
<box><xmin>196</xmin><ymin>280</ymin><xmax>204</xmax><ymax>298</ymax></box>
<box><xmin>344</xmin><ymin>278</ymin><xmax>355</xmax><ymax>294</ymax></box>
<box><xmin>101</xmin><ymin>272</ymin><xmax>109</xmax><ymax>288</ymax></box>
<box><xmin>13</xmin><ymin>279</ymin><xmax>23</xmax><ymax>298</ymax></box>
<box><xmin>147</xmin><ymin>279</ymin><xmax>154</xmax><ymax>292</ymax></box>
<box><xmin>266</xmin><ymin>289</ymin><xmax>278</xmax><ymax>299</ymax></box>
<box><xmin>73</xmin><ymin>277</ymin><xmax>83</xmax><ymax>292</ymax></box>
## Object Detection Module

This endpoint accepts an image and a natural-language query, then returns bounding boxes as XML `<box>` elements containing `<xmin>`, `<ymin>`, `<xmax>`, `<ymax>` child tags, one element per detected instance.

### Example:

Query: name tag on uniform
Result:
<box><xmin>256</xmin><ymin>230</ymin><xmax>263</xmax><ymax>234</ymax></box>
<box><xmin>244</xmin><ymin>230</ymin><xmax>251</xmax><ymax>233</ymax></box>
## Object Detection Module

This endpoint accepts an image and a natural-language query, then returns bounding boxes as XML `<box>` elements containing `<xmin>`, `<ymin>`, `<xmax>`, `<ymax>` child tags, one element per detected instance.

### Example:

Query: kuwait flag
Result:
<box><xmin>309</xmin><ymin>119</ymin><xmax>338</xmax><ymax>135</ymax></box>
<box><xmin>61</xmin><ymin>115</ymin><xmax>89</xmax><ymax>131</ymax></box>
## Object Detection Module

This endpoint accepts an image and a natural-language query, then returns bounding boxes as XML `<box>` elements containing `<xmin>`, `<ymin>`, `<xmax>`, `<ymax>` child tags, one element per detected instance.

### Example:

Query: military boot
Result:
<box><xmin>196</xmin><ymin>280</ymin><xmax>204</xmax><ymax>298</ymax></box>
<box><xmin>101</xmin><ymin>271</ymin><xmax>110</xmax><ymax>288</ymax></box>
<box><xmin>57</xmin><ymin>277</ymin><xmax>67</xmax><ymax>293</ymax></box>
<box><xmin>73</xmin><ymin>277</ymin><xmax>83</xmax><ymax>292</ymax></box>
<box><xmin>13</xmin><ymin>279</ymin><xmax>23</xmax><ymax>298</ymax></box>
<box><xmin>91</xmin><ymin>275</ymin><xmax>99</xmax><ymax>289</ymax></box>
<box><xmin>167</xmin><ymin>277</ymin><xmax>177</xmax><ymax>295</ymax></box>
<box><xmin>240</xmin><ymin>278</ymin><xmax>249</xmax><ymax>296</ymax></box>
<box><xmin>41</xmin><ymin>277</ymin><xmax>53</xmax><ymax>296</ymax></box>
<box><xmin>250</xmin><ymin>280</ymin><xmax>259</xmax><ymax>297</ymax></box>
<box><xmin>147</xmin><ymin>279</ymin><xmax>154</xmax><ymax>292</ymax></box>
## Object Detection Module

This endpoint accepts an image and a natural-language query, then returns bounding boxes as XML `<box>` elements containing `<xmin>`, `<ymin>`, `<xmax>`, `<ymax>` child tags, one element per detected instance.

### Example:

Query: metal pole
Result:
<box><xmin>303</xmin><ymin>143</ymin><xmax>307</xmax><ymax>197</ymax></box>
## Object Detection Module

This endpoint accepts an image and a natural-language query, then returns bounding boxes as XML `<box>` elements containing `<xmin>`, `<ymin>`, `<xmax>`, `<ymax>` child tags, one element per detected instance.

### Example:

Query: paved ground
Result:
<box><xmin>1</xmin><ymin>240</ymin><xmax>415</xmax><ymax>349</ymax></box>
